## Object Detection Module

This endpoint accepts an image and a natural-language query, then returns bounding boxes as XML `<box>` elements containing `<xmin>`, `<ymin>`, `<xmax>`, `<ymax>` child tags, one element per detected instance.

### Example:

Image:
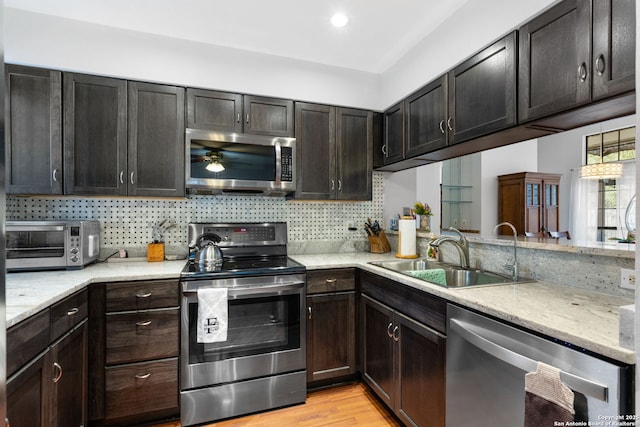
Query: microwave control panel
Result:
<box><xmin>281</xmin><ymin>147</ymin><xmax>293</xmax><ymax>182</ymax></box>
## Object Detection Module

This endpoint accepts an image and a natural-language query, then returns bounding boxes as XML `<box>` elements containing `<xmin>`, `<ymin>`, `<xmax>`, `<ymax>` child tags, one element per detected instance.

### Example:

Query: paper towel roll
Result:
<box><xmin>396</xmin><ymin>219</ymin><xmax>417</xmax><ymax>258</ymax></box>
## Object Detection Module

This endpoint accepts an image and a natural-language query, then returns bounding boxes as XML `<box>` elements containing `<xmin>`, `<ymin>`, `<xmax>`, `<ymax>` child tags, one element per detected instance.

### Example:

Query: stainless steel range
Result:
<box><xmin>180</xmin><ymin>222</ymin><xmax>306</xmax><ymax>426</ymax></box>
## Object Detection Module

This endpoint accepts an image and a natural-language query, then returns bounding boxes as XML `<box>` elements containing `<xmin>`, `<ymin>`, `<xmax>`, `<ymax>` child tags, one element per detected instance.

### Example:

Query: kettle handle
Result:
<box><xmin>196</xmin><ymin>233</ymin><xmax>222</xmax><ymax>249</ymax></box>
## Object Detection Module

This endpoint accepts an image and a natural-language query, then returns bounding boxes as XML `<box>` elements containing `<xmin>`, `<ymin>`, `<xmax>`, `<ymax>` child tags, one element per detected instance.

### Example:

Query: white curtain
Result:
<box><xmin>568</xmin><ymin>160</ymin><xmax>636</xmax><ymax>242</ymax></box>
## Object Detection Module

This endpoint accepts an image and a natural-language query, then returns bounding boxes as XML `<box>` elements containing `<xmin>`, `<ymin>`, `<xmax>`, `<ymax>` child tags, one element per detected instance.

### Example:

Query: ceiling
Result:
<box><xmin>5</xmin><ymin>0</ymin><xmax>470</xmax><ymax>74</ymax></box>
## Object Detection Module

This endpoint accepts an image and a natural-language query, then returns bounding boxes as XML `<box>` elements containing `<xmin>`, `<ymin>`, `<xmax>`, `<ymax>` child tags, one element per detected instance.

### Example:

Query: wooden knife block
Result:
<box><xmin>147</xmin><ymin>242</ymin><xmax>165</xmax><ymax>262</ymax></box>
<box><xmin>368</xmin><ymin>230</ymin><xmax>391</xmax><ymax>253</ymax></box>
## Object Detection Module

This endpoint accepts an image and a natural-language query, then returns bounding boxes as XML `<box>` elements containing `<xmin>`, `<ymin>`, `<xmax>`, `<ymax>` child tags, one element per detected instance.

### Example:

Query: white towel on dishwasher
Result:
<box><xmin>197</xmin><ymin>287</ymin><xmax>228</xmax><ymax>343</ymax></box>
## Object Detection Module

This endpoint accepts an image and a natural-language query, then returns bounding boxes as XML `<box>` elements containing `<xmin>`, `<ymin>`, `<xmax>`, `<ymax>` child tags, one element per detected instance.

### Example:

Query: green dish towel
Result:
<box><xmin>408</xmin><ymin>268</ymin><xmax>447</xmax><ymax>286</ymax></box>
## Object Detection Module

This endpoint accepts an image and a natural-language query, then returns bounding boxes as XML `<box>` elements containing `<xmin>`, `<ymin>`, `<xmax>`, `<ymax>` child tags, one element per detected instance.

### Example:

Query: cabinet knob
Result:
<box><xmin>595</xmin><ymin>54</ymin><xmax>606</xmax><ymax>76</ymax></box>
<box><xmin>52</xmin><ymin>362</ymin><xmax>63</xmax><ymax>383</ymax></box>
<box><xmin>578</xmin><ymin>62</ymin><xmax>588</xmax><ymax>82</ymax></box>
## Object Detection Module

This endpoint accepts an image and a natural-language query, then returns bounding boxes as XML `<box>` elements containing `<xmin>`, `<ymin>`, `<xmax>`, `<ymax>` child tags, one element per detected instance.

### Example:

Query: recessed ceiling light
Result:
<box><xmin>330</xmin><ymin>13</ymin><xmax>349</xmax><ymax>28</ymax></box>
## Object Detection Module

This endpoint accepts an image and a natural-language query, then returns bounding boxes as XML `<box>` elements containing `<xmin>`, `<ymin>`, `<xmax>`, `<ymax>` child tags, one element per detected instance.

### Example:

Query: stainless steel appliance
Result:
<box><xmin>446</xmin><ymin>304</ymin><xmax>634</xmax><ymax>426</ymax></box>
<box><xmin>186</xmin><ymin>129</ymin><xmax>296</xmax><ymax>196</ymax></box>
<box><xmin>6</xmin><ymin>220</ymin><xmax>100</xmax><ymax>271</ymax></box>
<box><xmin>180</xmin><ymin>222</ymin><xmax>306</xmax><ymax>426</ymax></box>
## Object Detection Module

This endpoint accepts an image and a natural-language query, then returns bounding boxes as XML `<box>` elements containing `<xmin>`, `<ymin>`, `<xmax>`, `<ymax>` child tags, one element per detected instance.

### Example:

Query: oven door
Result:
<box><xmin>181</xmin><ymin>273</ymin><xmax>306</xmax><ymax>390</ymax></box>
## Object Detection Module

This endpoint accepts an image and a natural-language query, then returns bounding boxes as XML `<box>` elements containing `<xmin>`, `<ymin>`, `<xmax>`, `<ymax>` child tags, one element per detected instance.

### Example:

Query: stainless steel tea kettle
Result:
<box><xmin>195</xmin><ymin>233</ymin><xmax>223</xmax><ymax>267</ymax></box>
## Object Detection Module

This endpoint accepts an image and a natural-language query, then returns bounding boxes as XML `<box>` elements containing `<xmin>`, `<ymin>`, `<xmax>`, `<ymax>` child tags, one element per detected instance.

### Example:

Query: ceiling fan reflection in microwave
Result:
<box><xmin>203</xmin><ymin>152</ymin><xmax>225</xmax><ymax>173</ymax></box>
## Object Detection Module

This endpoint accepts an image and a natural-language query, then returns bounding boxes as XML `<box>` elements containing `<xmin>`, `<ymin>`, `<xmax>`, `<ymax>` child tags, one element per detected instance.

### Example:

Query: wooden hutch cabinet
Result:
<box><xmin>497</xmin><ymin>172</ymin><xmax>561</xmax><ymax>235</ymax></box>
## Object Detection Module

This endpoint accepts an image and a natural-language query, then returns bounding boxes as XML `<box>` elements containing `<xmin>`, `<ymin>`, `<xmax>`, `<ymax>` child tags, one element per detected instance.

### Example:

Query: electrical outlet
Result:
<box><xmin>620</xmin><ymin>268</ymin><xmax>636</xmax><ymax>289</ymax></box>
<box><xmin>462</xmin><ymin>218</ymin><xmax>468</xmax><ymax>227</ymax></box>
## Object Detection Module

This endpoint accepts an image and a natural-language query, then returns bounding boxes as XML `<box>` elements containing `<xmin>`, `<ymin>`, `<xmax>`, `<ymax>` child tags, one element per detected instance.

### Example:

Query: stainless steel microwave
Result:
<box><xmin>185</xmin><ymin>129</ymin><xmax>296</xmax><ymax>196</ymax></box>
<box><xmin>6</xmin><ymin>220</ymin><xmax>100</xmax><ymax>271</ymax></box>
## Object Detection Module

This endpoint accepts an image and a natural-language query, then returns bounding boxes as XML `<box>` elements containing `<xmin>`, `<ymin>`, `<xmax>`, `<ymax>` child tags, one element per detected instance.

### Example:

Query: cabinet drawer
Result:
<box><xmin>50</xmin><ymin>289</ymin><xmax>88</xmax><ymax>342</ymax></box>
<box><xmin>105</xmin><ymin>358</ymin><xmax>178</xmax><ymax>420</ymax></box>
<box><xmin>105</xmin><ymin>309</ymin><xmax>179</xmax><ymax>365</ymax></box>
<box><xmin>307</xmin><ymin>268</ymin><xmax>355</xmax><ymax>294</ymax></box>
<box><xmin>106</xmin><ymin>280</ymin><xmax>179</xmax><ymax>312</ymax></box>
<box><xmin>7</xmin><ymin>309</ymin><xmax>50</xmax><ymax>377</ymax></box>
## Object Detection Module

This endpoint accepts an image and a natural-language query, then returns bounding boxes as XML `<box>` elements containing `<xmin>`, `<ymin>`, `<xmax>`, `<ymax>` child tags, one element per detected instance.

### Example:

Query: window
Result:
<box><xmin>585</xmin><ymin>126</ymin><xmax>635</xmax><ymax>241</ymax></box>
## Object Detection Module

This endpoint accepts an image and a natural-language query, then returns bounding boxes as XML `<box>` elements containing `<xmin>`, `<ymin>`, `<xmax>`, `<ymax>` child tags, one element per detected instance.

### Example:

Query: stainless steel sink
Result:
<box><xmin>368</xmin><ymin>258</ymin><xmax>529</xmax><ymax>288</ymax></box>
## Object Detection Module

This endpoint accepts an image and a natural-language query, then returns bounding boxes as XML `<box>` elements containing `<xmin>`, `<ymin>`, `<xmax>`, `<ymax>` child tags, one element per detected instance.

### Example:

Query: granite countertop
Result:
<box><xmin>6</xmin><ymin>252</ymin><xmax>635</xmax><ymax>364</ymax></box>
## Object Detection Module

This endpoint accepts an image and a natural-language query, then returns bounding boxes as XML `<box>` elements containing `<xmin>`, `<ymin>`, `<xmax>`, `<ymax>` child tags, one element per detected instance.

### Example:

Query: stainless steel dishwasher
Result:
<box><xmin>446</xmin><ymin>304</ymin><xmax>634</xmax><ymax>426</ymax></box>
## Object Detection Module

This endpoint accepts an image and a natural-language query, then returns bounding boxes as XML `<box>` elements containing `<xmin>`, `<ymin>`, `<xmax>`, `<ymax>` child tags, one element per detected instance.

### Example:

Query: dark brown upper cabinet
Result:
<box><xmin>128</xmin><ymin>82</ymin><xmax>185</xmax><ymax>197</ymax></box>
<box><xmin>6</xmin><ymin>65</ymin><xmax>63</xmax><ymax>195</ymax></box>
<box><xmin>448</xmin><ymin>31</ymin><xmax>517</xmax><ymax>144</ymax></box>
<box><xmin>382</xmin><ymin>101</ymin><xmax>404</xmax><ymax>165</ymax></box>
<box><xmin>187</xmin><ymin>88</ymin><xmax>294</xmax><ymax>137</ymax></box>
<box><xmin>294</xmin><ymin>102</ymin><xmax>336</xmax><ymax>199</ymax></box>
<box><xmin>592</xmin><ymin>0</ymin><xmax>636</xmax><ymax>100</ymax></box>
<box><xmin>63</xmin><ymin>73</ymin><xmax>128</xmax><ymax>196</ymax></box>
<box><xmin>405</xmin><ymin>75</ymin><xmax>448</xmax><ymax>158</ymax></box>
<box><xmin>519</xmin><ymin>0</ymin><xmax>635</xmax><ymax>123</ymax></box>
<box><xmin>295</xmin><ymin>103</ymin><xmax>372</xmax><ymax>200</ymax></box>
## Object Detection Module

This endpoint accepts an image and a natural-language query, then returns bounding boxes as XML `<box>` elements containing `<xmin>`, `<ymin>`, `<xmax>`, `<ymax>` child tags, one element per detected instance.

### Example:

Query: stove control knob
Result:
<box><xmin>70</xmin><ymin>255</ymin><xmax>79</xmax><ymax>263</ymax></box>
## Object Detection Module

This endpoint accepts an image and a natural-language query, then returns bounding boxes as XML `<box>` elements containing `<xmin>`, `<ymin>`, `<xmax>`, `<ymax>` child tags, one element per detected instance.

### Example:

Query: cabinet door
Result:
<box><xmin>306</xmin><ymin>292</ymin><xmax>356</xmax><ymax>383</ymax></box>
<box><xmin>6</xmin><ymin>65</ymin><xmax>62</xmax><ymax>195</ymax></box>
<box><xmin>396</xmin><ymin>312</ymin><xmax>445</xmax><ymax>427</ymax></box>
<box><xmin>361</xmin><ymin>295</ymin><xmax>395</xmax><ymax>408</ymax></box>
<box><xmin>542</xmin><ymin>179</ymin><xmax>560</xmax><ymax>232</ymax></box>
<box><xmin>448</xmin><ymin>32</ymin><xmax>517</xmax><ymax>145</ymax></box>
<box><xmin>243</xmin><ymin>95</ymin><xmax>294</xmax><ymax>137</ymax></box>
<box><xmin>7</xmin><ymin>351</ymin><xmax>49</xmax><ymax>427</ymax></box>
<box><xmin>518</xmin><ymin>0</ymin><xmax>592</xmax><ymax>122</ymax></box>
<box><xmin>336</xmin><ymin>108</ymin><xmax>372</xmax><ymax>200</ymax></box>
<box><xmin>294</xmin><ymin>102</ymin><xmax>336</xmax><ymax>200</ymax></box>
<box><xmin>186</xmin><ymin>88</ymin><xmax>242</xmax><ymax>132</ymax></box>
<box><xmin>49</xmin><ymin>323</ymin><xmax>87</xmax><ymax>427</ymax></box>
<box><xmin>592</xmin><ymin>0</ymin><xmax>635</xmax><ymax>100</ymax></box>
<box><xmin>128</xmin><ymin>82</ymin><xmax>185</xmax><ymax>197</ymax></box>
<box><xmin>63</xmin><ymin>73</ymin><xmax>127</xmax><ymax>195</ymax></box>
<box><xmin>383</xmin><ymin>102</ymin><xmax>405</xmax><ymax>164</ymax></box>
<box><xmin>405</xmin><ymin>76</ymin><xmax>447</xmax><ymax>157</ymax></box>
<box><xmin>525</xmin><ymin>179</ymin><xmax>543</xmax><ymax>234</ymax></box>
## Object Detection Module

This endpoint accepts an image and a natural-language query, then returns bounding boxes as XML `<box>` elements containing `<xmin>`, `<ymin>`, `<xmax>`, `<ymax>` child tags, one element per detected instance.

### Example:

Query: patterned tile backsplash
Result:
<box><xmin>7</xmin><ymin>173</ymin><xmax>385</xmax><ymax>256</ymax></box>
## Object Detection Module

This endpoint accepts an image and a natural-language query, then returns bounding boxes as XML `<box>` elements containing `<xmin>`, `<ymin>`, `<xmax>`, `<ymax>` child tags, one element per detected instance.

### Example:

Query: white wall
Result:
<box><xmin>480</xmin><ymin>140</ymin><xmax>538</xmax><ymax>234</ymax></box>
<box><xmin>5</xmin><ymin>8</ymin><xmax>381</xmax><ymax>110</ymax></box>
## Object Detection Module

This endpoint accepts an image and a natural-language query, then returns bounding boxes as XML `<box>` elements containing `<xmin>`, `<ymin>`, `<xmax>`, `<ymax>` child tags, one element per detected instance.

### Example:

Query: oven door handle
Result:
<box><xmin>183</xmin><ymin>281</ymin><xmax>305</xmax><ymax>296</ymax></box>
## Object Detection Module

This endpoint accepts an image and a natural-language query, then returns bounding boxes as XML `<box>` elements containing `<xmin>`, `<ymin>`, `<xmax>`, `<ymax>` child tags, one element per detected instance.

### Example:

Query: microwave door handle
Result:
<box><xmin>449</xmin><ymin>318</ymin><xmax>609</xmax><ymax>402</ymax></box>
<box><xmin>275</xmin><ymin>143</ymin><xmax>282</xmax><ymax>183</ymax></box>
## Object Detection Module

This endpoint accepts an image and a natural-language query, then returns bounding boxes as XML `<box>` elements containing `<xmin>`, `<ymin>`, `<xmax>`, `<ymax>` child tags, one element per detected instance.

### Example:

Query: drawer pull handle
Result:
<box><xmin>52</xmin><ymin>362</ymin><xmax>63</xmax><ymax>383</ymax></box>
<box><xmin>66</xmin><ymin>307</ymin><xmax>79</xmax><ymax>316</ymax></box>
<box><xmin>308</xmin><ymin>306</ymin><xmax>312</xmax><ymax>320</ymax></box>
<box><xmin>325</xmin><ymin>279</ymin><xmax>337</xmax><ymax>284</ymax></box>
<box><xmin>387</xmin><ymin>322</ymin><xmax>394</xmax><ymax>338</ymax></box>
<box><xmin>136</xmin><ymin>320</ymin><xmax>152</xmax><ymax>327</ymax></box>
<box><xmin>135</xmin><ymin>373</ymin><xmax>151</xmax><ymax>379</ymax></box>
<box><xmin>392</xmin><ymin>325</ymin><xmax>400</xmax><ymax>342</ymax></box>
<box><xmin>136</xmin><ymin>291</ymin><xmax>152</xmax><ymax>298</ymax></box>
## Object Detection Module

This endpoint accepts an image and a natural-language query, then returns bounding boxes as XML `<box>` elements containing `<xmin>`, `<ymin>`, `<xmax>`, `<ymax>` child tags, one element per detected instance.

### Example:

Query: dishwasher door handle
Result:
<box><xmin>449</xmin><ymin>318</ymin><xmax>609</xmax><ymax>402</ymax></box>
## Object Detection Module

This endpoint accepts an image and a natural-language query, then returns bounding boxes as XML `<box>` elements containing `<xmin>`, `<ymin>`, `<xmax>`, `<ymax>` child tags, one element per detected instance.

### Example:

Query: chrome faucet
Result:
<box><xmin>429</xmin><ymin>227</ymin><xmax>470</xmax><ymax>269</ymax></box>
<box><xmin>493</xmin><ymin>221</ymin><xmax>518</xmax><ymax>281</ymax></box>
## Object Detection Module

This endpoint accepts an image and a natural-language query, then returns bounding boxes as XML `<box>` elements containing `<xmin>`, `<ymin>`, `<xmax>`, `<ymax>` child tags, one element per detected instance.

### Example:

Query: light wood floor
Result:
<box><xmin>155</xmin><ymin>382</ymin><xmax>400</xmax><ymax>426</ymax></box>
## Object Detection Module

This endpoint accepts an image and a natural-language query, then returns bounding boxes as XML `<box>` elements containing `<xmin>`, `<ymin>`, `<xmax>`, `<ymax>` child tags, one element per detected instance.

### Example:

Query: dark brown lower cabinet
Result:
<box><xmin>7</xmin><ymin>322</ymin><xmax>87</xmax><ymax>427</ymax></box>
<box><xmin>89</xmin><ymin>280</ymin><xmax>180</xmax><ymax>426</ymax></box>
<box><xmin>306</xmin><ymin>269</ymin><xmax>357</xmax><ymax>387</ymax></box>
<box><xmin>360</xmin><ymin>271</ymin><xmax>446</xmax><ymax>427</ymax></box>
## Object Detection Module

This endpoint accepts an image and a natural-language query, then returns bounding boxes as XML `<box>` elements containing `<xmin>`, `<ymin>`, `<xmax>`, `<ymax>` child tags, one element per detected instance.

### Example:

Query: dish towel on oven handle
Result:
<box><xmin>197</xmin><ymin>287</ymin><xmax>228</xmax><ymax>343</ymax></box>
<box><xmin>524</xmin><ymin>361</ymin><xmax>575</xmax><ymax>427</ymax></box>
